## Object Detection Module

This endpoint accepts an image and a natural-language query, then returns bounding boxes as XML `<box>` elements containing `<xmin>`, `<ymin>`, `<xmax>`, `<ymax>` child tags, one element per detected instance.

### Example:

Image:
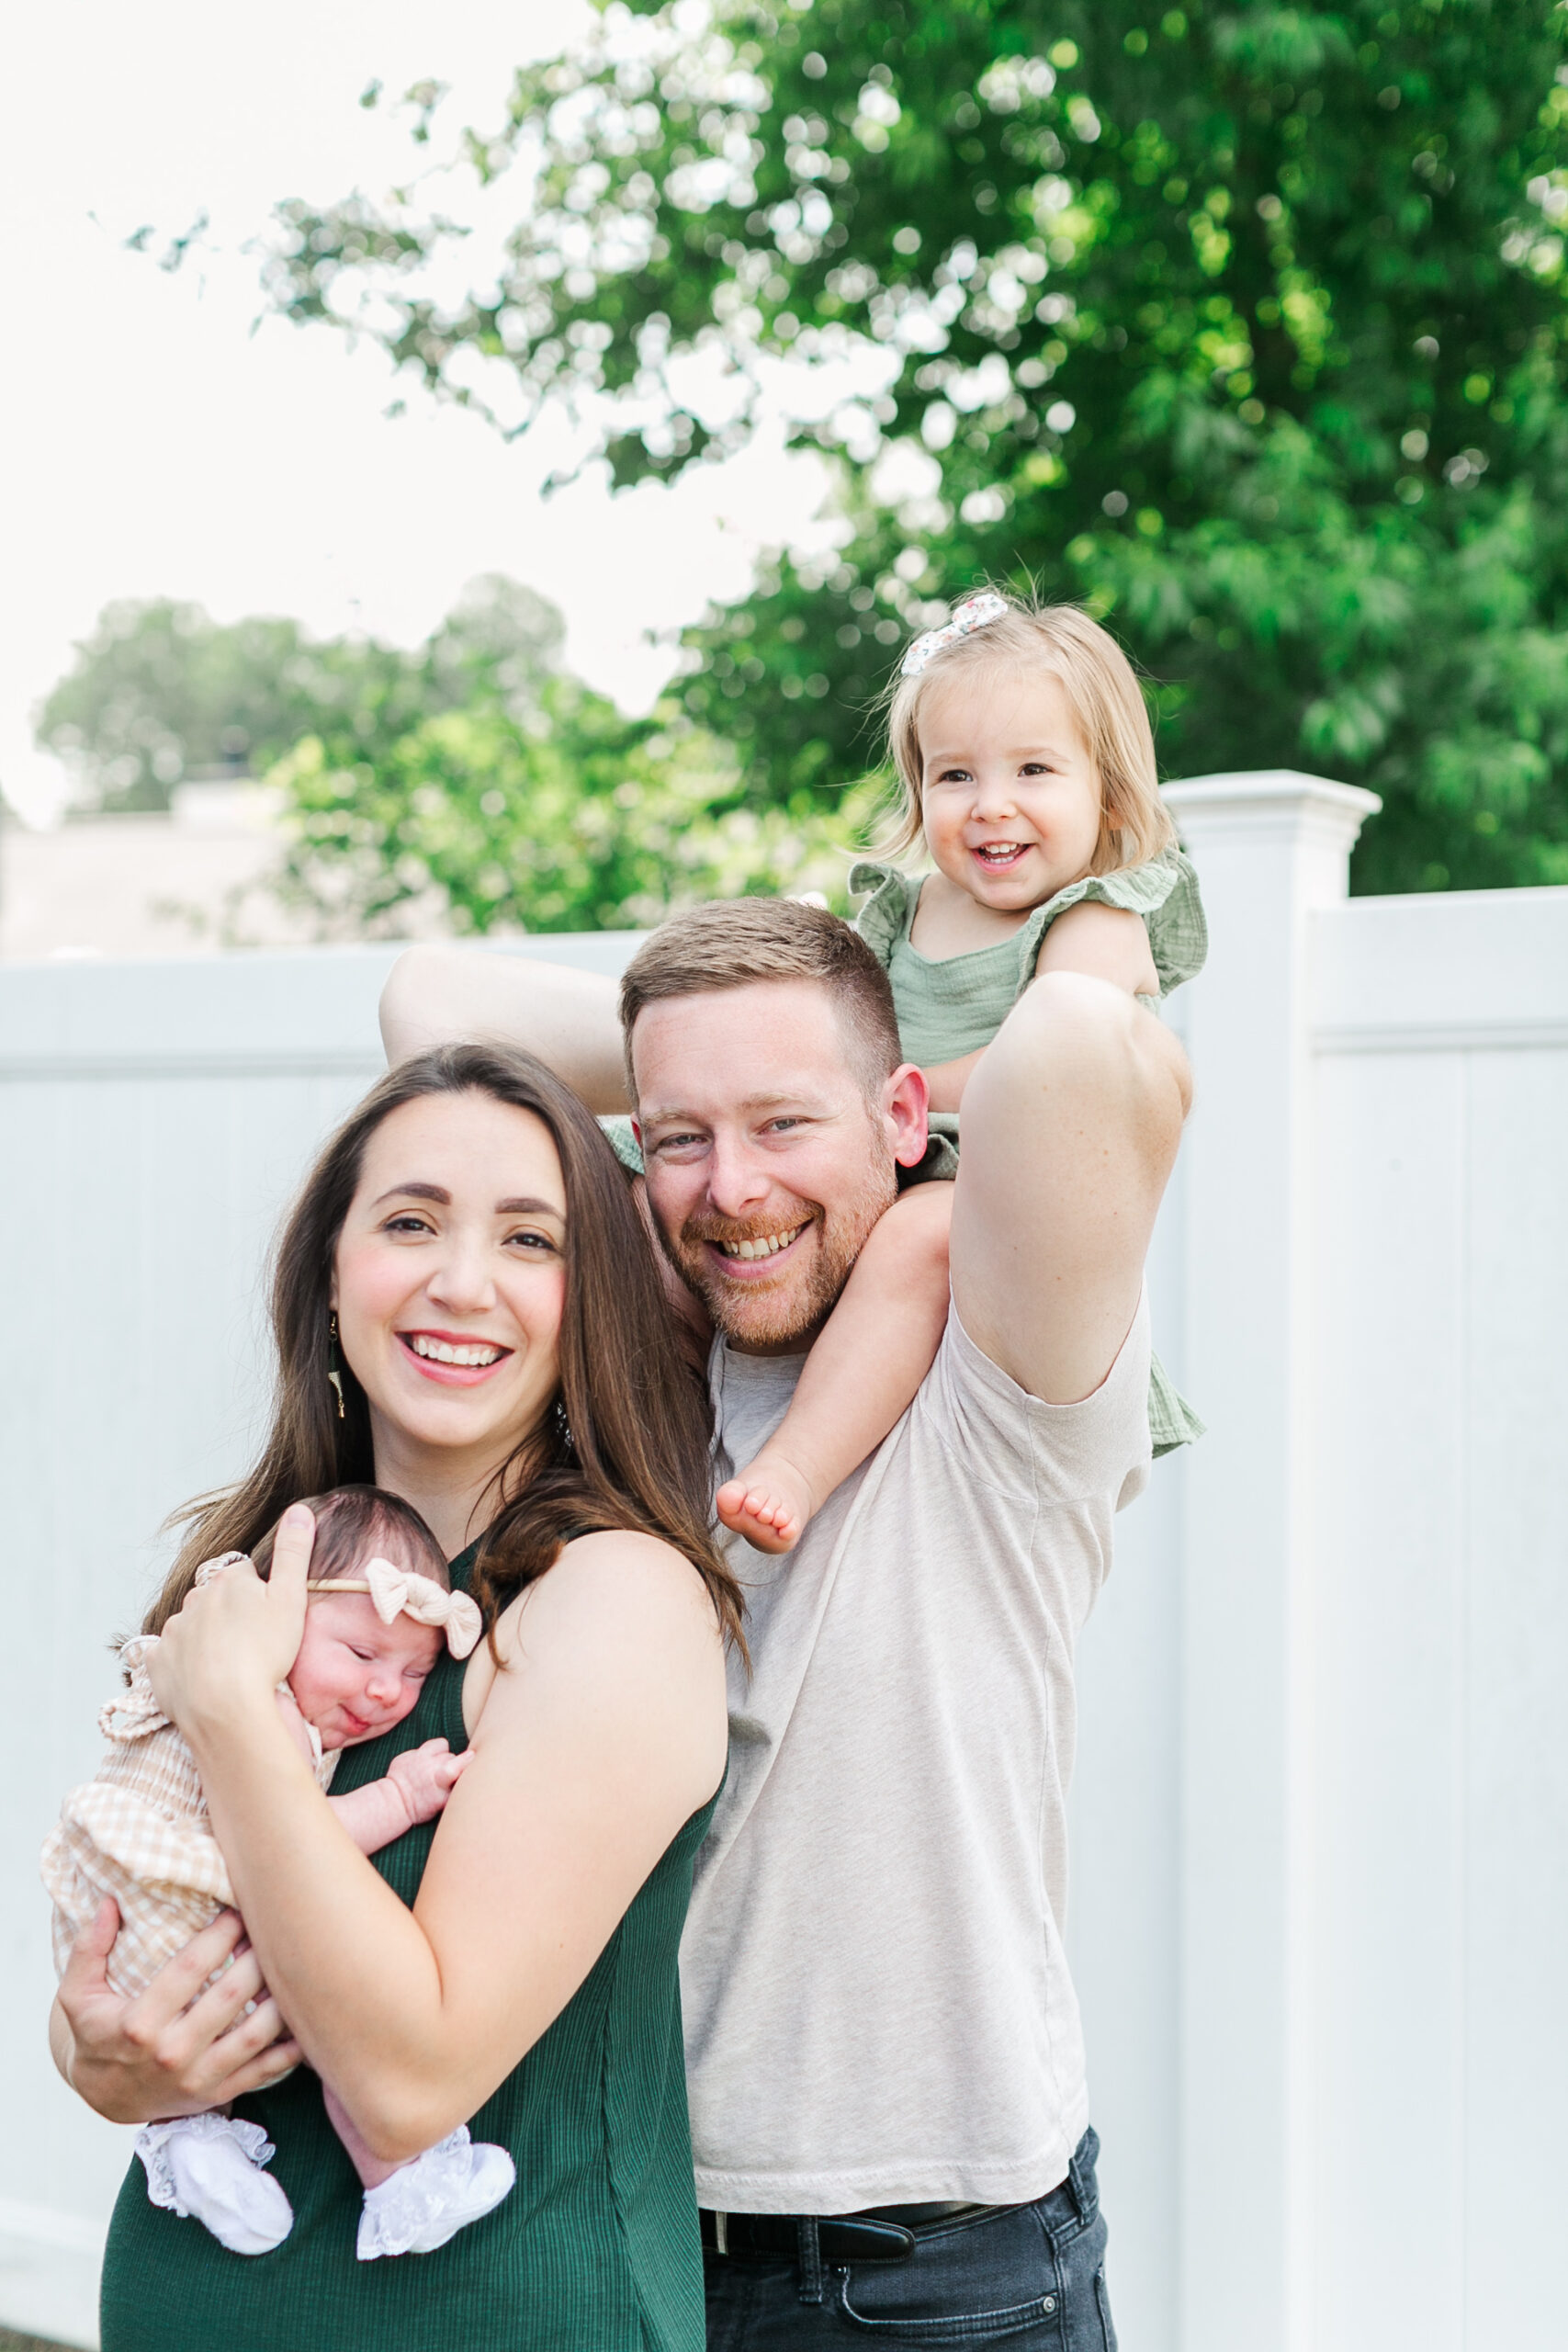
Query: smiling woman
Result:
<box><xmin>141</xmin><ymin>1044</ymin><xmax>740</xmax><ymax>1644</ymax></box>
<box><xmin>328</xmin><ymin>1092</ymin><xmax>573</xmax><ymax>1558</ymax></box>
<box><xmin>52</xmin><ymin>1043</ymin><xmax>742</xmax><ymax>2352</ymax></box>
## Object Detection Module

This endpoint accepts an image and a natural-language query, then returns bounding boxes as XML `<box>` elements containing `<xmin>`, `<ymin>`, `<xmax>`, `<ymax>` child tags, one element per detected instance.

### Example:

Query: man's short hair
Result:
<box><xmin>618</xmin><ymin>897</ymin><xmax>904</xmax><ymax>1099</ymax></box>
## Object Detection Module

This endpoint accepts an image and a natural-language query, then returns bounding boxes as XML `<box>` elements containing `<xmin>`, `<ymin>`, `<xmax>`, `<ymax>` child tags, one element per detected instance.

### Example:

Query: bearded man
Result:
<box><xmin>380</xmin><ymin>894</ymin><xmax>1190</xmax><ymax>2348</ymax></box>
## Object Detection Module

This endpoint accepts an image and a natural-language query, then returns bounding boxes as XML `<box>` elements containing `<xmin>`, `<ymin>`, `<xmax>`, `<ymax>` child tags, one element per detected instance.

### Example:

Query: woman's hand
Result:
<box><xmin>147</xmin><ymin>1504</ymin><xmax>316</xmax><ymax>1736</ymax></box>
<box><xmin>53</xmin><ymin>1899</ymin><xmax>301</xmax><ymax>2124</ymax></box>
<box><xmin>186</xmin><ymin>1532</ymin><xmax>728</xmax><ymax>2164</ymax></box>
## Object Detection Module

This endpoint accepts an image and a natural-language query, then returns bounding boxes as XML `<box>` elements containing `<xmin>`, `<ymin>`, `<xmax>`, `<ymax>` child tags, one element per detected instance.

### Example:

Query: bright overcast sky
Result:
<box><xmin>1</xmin><ymin>0</ymin><xmax>838</xmax><ymax>823</ymax></box>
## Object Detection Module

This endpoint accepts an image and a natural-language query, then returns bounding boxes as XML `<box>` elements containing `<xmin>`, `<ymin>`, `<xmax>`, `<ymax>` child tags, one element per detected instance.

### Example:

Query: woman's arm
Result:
<box><xmin>52</xmin><ymin>1901</ymin><xmax>301</xmax><ymax>2123</ymax></box>
<box><xmin>148</xmin><ymin>1520</ymin><xmax>727</xmax><ymax>2165</ymax></box>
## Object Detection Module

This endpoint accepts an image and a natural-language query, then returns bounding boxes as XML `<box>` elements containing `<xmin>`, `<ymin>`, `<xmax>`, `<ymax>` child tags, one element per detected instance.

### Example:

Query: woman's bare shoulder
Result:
<box><xmin>473</xmin><ymin>1529</ymin><xmax>723</xmax><ymax>1694</ymax></box>
<box><xmin>464</xmin><ymin>1531</ymin><xmax>727</xmax><ymax>1789</ymax></box>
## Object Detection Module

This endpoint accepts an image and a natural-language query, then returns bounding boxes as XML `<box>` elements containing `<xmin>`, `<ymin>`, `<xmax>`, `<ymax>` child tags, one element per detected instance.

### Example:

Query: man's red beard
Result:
<box><xmin>658</xmin><ymin>1155</ymin><xmax>898</xmax><ymax>1350</ymax></box>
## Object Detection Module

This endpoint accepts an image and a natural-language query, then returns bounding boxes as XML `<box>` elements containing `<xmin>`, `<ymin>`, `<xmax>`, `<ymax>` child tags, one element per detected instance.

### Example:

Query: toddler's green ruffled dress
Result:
<box><xmin>851</xmin><ymin>845</ymin><xmax>1207</xmax><ymax>1457</ymax></box>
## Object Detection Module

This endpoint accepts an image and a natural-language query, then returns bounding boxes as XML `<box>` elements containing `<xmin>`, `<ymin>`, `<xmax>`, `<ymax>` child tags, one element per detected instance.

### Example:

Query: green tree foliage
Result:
<box><xmin>273</xmin><ymin>682</ymin><xmax>858</xmax><ymax>938</ymax></box>
<box><xmin>268</xmin><ymin>0</ymin><xmax>1568</xmax><ymax>892</ymax></box>
<box><xmin>38</xmin><ymin>578</ymin><xmax>565</xmax><ymax>814</ymax></box>
<box><xmin>39</xmin><ymin>600</ymin><xmax>332</xmax><ymax>812</ymax></box>
<box><xmin>39</xmin><ymin>578</ymin><xmax>852</xmax><ymax>933</ymax></box>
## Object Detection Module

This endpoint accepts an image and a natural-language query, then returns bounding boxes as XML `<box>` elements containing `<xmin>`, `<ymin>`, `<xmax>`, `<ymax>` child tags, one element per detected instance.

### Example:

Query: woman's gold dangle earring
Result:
<box><xmin>328</xmin><ymin>1311</ymin><xmax>346</xmax><ymax>1421</ymax></box>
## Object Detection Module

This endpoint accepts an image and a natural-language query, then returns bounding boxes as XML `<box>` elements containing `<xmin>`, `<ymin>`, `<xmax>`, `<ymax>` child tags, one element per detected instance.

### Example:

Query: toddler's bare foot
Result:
<box><xmin>715</xmin><ymin>1450</ymin><xmax>819</xmax><ymax>1555</ymax></box>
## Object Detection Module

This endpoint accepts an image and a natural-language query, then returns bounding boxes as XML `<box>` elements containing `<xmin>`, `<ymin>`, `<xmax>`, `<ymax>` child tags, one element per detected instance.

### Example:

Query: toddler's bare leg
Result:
<box><xmin>379</xmin><ymin>945</ymin><xmax>628</xmax><ymax>1111</ymax></box>
<box><xmin>716</xmin><ymin>1183</ymin><xmax>953</xmax><ymax>1553</ymax></box>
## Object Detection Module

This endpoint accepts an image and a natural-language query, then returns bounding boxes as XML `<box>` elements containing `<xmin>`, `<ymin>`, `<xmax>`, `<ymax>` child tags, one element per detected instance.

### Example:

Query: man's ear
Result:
<box><xmin>883</xmin><ymin>1062</ymin><xmax>931</xmax><ymax>1167</ymax></box>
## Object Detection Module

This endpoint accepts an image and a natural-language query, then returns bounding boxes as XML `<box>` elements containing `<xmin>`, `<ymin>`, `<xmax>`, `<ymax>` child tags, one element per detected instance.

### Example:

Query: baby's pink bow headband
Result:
<box><xmin>900</xmin><ymin>590</ymin><xmax>1009</xmax><ymax>677</ymax></box>
<box><xmin>309</xmin><ymin>1559</ymin><xmax>483</xmax><ymax>1659</ymax></box>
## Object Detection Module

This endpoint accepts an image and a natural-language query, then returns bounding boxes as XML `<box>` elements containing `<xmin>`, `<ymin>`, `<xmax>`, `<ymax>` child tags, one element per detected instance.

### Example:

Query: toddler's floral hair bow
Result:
<box><xmin>309</xmin><ymin>1559</ymin><xmax>483</xmax><ymax>1658</ymax></box>
<box><xmin>900</xmin><ymin>590</ymin><xmax>1010</xmax><ymax>677</ymax></box>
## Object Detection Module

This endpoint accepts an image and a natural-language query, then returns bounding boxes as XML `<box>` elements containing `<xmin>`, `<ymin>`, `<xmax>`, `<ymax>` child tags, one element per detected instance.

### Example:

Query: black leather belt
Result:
<box><xmin>700</xmin><ymin>2202</ymin><xmax>1000</xmax><ymax>2265</ymax></box>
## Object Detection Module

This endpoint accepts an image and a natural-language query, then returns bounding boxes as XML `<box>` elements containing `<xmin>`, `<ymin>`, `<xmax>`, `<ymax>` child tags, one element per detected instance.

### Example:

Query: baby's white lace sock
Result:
<box><xmin>355</xmin><ymin>2123</ymin><xmax>516</xmax><ymax>2261</ymax></box>
<box><xmin>135</xmin><ymin>2112</ymin><xmax>293</xmax><ymax>2256</ymax></box>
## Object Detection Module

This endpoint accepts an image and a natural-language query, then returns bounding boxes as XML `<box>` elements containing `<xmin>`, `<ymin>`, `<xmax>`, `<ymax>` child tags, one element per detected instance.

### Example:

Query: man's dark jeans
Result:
<box><xmin>703</xmin><ymin>2128</ymin><xmax>1116</xmax><ymax>2349</ymax></box>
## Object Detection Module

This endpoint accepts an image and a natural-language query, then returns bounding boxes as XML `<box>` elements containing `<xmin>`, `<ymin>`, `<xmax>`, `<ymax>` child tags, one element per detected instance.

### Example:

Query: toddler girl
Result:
<box><xmin>715</xmin><ymin>590</ymin><xmax>1207</xmax><ymax>1551</ymax></box>
<box><xmin>42</xmin><ymin>1484</ymin><xmax>515</xmax><ymax>2263</ymax></box>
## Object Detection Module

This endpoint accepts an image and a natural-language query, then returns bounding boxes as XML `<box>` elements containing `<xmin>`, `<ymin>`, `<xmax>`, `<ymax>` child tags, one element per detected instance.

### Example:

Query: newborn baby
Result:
<box><xmin>42</xmin><ymin>1485</ymin><xmax>513</xmax><ymax>2262</ymax></box>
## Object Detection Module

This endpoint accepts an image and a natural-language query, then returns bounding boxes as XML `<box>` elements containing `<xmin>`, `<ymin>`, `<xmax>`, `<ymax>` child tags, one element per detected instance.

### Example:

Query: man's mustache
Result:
<box><xmin>682</xmin><ymin>1207</ymin><xmax>819</xmax><ymax>1251</ymax></box>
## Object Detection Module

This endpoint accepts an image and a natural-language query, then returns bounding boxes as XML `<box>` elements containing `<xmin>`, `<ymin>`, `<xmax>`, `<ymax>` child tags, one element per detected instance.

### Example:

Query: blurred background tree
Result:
<box><xmin>36</xmin><ymin>577</ymin><xmax>852</xmax><ymax>933</ymax></box>
<box><xmin>271</xmin><ymin>690</ymin><xmax>859</xmax><ymax>937</ymax></box>
<box><xmin>38</xmin><ymin>577</ymin><xmax>564</xmax><ymax>814</ymax></box>
<box><xmin>265</xmin><ymin>0</ymin><xmax>1568</xmax><ymax>895</ymax></box>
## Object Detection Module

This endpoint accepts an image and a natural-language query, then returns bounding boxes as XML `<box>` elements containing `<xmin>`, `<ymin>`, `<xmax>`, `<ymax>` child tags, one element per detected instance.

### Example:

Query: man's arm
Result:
<box><xmin>925</xmin><ymin>906</ymin><xmax>1161</xmax><ymax>1116</ymax></box>
<box><xmin>949</xmin><ymin>972</ymin><xmax>1190</xmax><ymax>1403</ymax></box>
<box><xmin>379</xmin><ymin>944</ymin><xmax>629</xmax><ymax>1112</ymax></box>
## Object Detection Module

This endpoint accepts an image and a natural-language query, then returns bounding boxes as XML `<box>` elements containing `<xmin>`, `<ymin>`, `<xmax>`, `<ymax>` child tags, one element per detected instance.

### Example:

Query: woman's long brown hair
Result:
<box><xmin>147</xmin><ymin>1043</ymin><xmax>744</xmax><ymax>1657</ymax></box>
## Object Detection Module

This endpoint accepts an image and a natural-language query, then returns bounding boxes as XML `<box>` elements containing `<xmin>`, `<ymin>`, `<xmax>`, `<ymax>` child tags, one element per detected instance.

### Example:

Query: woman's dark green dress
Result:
<box><xmin>99</xmin><ymin>1544</ymin><xmax>718</xmax><ymax>2352</ymax></box>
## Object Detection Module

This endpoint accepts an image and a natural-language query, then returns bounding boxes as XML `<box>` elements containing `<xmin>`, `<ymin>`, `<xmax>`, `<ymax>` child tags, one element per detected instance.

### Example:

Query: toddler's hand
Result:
<box><xmin>386</xmin><ymin>1738</ymin><xmax>471</xmax><ymax>1827</ymax></box>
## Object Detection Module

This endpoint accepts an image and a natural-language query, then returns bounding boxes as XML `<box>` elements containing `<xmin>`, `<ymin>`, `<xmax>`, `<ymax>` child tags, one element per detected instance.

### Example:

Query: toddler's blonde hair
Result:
<box><xmin>883</xmin><ymin>594</ymin><xmax>1175</xmax><ymax>875</ymax></box>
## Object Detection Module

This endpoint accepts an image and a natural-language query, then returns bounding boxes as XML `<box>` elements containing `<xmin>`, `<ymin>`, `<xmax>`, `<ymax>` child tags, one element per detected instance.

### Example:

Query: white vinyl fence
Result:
<box><xmin>1</xmin><ymin>774</ymin><xmax>1562</xmax><ymax>2351</ymax></box>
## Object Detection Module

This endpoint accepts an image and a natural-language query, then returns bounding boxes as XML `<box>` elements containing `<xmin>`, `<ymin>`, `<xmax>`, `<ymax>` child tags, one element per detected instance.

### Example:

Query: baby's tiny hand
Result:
<box><xmin>386</xmin><ymin>1738</ymin><xmax>472</xmax><ymax>1827</ymax></box>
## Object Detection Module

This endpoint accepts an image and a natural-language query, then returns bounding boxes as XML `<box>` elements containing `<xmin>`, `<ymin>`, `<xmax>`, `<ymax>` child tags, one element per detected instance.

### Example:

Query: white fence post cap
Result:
<box><xmin>1162</xmin><ymin>769</ymin><xmax>1382</xmax><ymax>853</ymax></box>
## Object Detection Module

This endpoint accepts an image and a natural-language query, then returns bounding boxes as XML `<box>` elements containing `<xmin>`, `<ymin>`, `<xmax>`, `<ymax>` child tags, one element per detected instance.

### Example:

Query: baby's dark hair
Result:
<box><xmin>250</xmin><ymin>1485</ymin><xmax>449</xmax><ymax>1591</ymax></box>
